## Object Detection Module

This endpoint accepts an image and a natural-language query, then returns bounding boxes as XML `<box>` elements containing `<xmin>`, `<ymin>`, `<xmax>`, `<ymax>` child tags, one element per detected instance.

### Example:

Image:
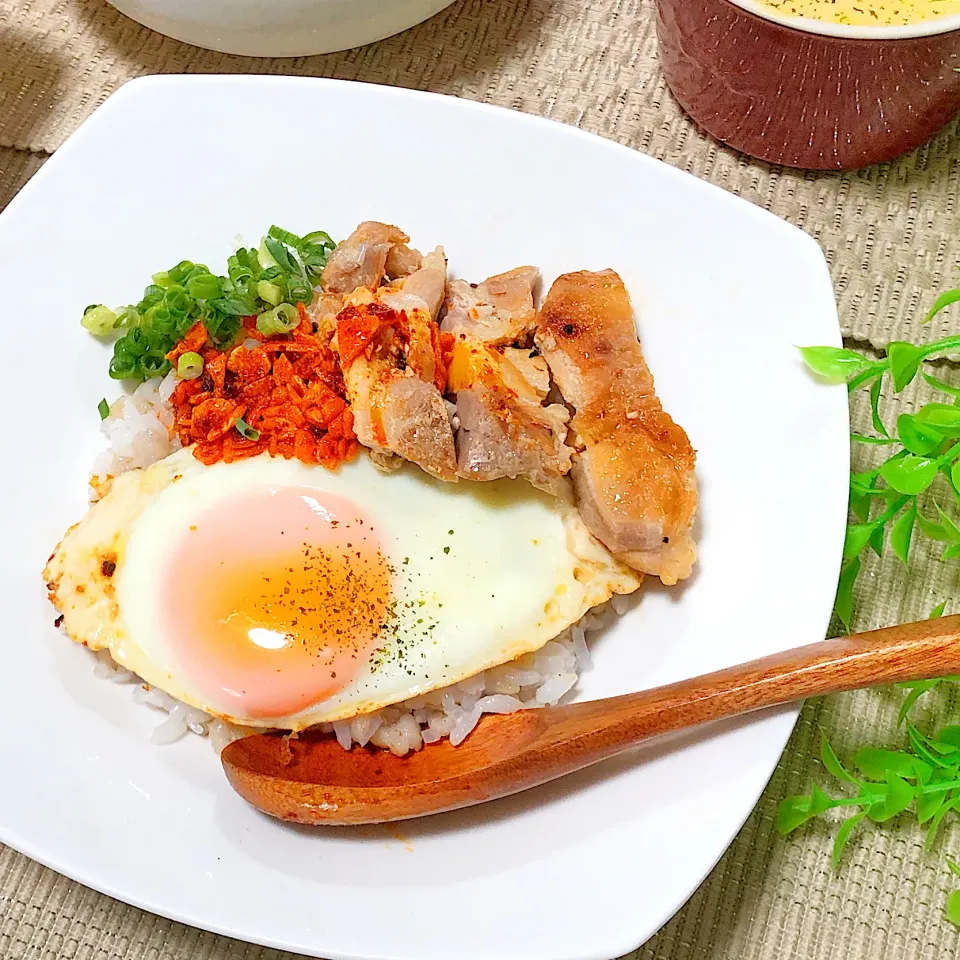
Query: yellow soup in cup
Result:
<box><xmin>753</xmin><ymin>0</ymin><xmax>960</xmax><ymax>26</ymax></box>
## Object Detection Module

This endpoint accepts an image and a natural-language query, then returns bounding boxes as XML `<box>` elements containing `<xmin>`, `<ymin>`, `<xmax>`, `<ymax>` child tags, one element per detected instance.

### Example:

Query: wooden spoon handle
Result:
<box><xmin>518</xmin><ymin>614</ymin><xmax>960</xmax><ymax>780</ymax></box>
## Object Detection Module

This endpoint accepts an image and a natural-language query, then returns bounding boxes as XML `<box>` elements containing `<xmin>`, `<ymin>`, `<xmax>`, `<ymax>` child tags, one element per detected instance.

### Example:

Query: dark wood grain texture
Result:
<box><xmin>222</xmin><ymin>614</ymin><xmax>960</xmax><ymax>824</ymax></box>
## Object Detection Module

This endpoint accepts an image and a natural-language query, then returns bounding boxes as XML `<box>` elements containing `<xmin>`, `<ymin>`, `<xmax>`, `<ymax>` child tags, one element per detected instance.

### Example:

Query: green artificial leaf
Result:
<box><xmin>777</xmin><ymin>793</ymin><xmax>816</xmax><ymax>834</ymax></box>
<box><xmin>898</xmin><ymin>680</ymin><xmax>942</xmax><ymax>725</ymax></box>
<box><xmin>934</xmin><ymin>505</ymin><xmax>960</xmax><ymax>541</ymax></box>
<box><xmin>917</xmin><ymin>509</ymin><xmax>951</xmax><ymax>541</ymax></box>
<box><xmin>891</xmin><ymin>505</ymin><xmax>917</xmax><ymax>566</ymax></box>
<box><xmin>851</xmin><ymin>433</ymin><xmax>898</xmax><ymax>446</ymax></box>
<box><xmin>936</xmin><ymin>724</ymin><xmax>960</xmax><ymax>747</ymax></box>
<box><xmin>870</xmin><ymin>376</ymin><xmax>889</xmax><ymax>437</ymax></box>
<box><xmin>879</xmin><ymin>454</ymin><xmax>939</xmax><ymax>495</ymax></box>
<box><xmin>889</xmin><ymin>341</ymin><xmax>924</xmax><ymax>391</ymax></box>
<box><xmin>850</xmin><ymin>469</ymin><xmax>881</xmax><ymax>498</ymax></box>
<box><xmin>850</xmin><ymin>494</ymin><xmax>872</xmax><ymax>521</ymax></box>
<box><xmin>925</xmin><ymin>796</ymin><xmax>960</xmax><ymax>851</ymax></box>
<box><xmin>866</xmin><ymin>771</ymin><xmax>917</xmax><ymax>822</ymax></box>
<box><xmin>844</xmin><ymin>523</ymin><xmax>877</xmax><ymax>562</ymax></box>
<box><xmin>868</xmin><ymin>524</ymin><xmax>885</xmax><ymax>557</ymax></box>
<box><xmin>821</xmin><ymin>735</ymin><xmax>862</xmax><ymax>786</ymax></box>
<box><xmin>925</xmin><ymin>288</ymin><xmax>960</xmax><ymax>324</ymax></box>
<box><xmin>948</xmin><ymin>858</ymin><xmax>960</xmax><ymax>880</ymax></box>
<box><xmin>923</xmin><ymin>371</ymin><xmax>960</xmax><ymax>400</ymax></box>
<box><xmin>915</xmin><ymin>403</ymin><xmax>960</xmax><ymax>437</ymax></box>
<box><xmin>853</xmin><ymin>748</ymin><xmax>932</xmax><ymax>782</ymax></box>
<box><xmin>931</xmin><ymin>601</ymin><xmax>948</xmax><ymax>618</ymax></box>
<box><xmin>835</xmin><ymin>556</ymin><xmax>861</xmax><ymax>631</ymax></box>
<box><xmin>919</xmin><ymin>334</ymin><xmax>960</xmax><ymax>357</ymax></box>
<box><xmin>832</xmin><ymin>811</ymin><xmax>867</xmax><ymax>869</ymax></box>
<box><xmin>926</xmin><ymin>733</ymin><xmax>960</xmax><ymax>757</ymax></box>
<box><xmin>942</xmin><ymin>544</ymin><xmax>960</xmax><ymax>561</ymax></box>
<box><xmin>798</xmin><ymin>345</ymin><xmax>872</xmax><ymax>382</ymax></box>
<box><xmin>809</xmin><ymin>783</ymin><xmax>838</xmax><ymax>816</ymax></box>
<box><xmin>946</xmin><ymin>890</ymin><xmax>960</xmax><ymax>928</ymax></box>
<box><xmin>898</xmin><ymin>413</ymin><xmax>943</xmax><ymax>456</ymax></box>
<box><xmin>916</xmin><ymin>790</ymin><xmax>946</xmax><ymax>824</ymax></box>
<box><xmin>908</xmin><ymin>721</ymin><xmax>959</xmax><ymax>769</ymax></box>
<box><xmin>951</xmin><ymin>462</ymin><xmax>960</xmax><ymax>496</ymax></box>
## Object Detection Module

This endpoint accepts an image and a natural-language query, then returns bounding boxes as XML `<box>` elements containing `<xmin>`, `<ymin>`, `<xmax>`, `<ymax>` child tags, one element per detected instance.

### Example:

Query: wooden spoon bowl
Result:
<box><xmin>223</xmin><ymin>710</ymin><xmax>547</xmax><ymax>825</ymax></box>
<box><xmin>223</xmin><ymin>615</ymin><xmax>960</xmax><ymax>825</ymax></box>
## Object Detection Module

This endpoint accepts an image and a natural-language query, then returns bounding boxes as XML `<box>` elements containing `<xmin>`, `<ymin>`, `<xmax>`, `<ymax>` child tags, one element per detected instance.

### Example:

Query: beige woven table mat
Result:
<box><xmin>3</xmin><ymin>0</ymin><xmax>960</xmax><ymax>957</ymax></box>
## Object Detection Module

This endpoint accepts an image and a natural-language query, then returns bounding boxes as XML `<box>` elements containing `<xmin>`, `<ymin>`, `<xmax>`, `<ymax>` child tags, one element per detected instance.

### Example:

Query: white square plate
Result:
<box><xmin>0</xmin><ymin>77</ymin><xmax>848</xmax><ymax>960</ymax></box>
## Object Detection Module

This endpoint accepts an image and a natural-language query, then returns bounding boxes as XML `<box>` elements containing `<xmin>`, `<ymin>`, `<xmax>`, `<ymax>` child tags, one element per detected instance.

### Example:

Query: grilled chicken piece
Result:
<box><xmin>448</xmin><ymin>337</ymin><xmax>572</xmax><ymax>493</ymax></box>
<box><xmin>321</xmin><ymin>221</ymin><xmax>421</xmax><ymax>295</ymax></box>
<box><xmin>441</xmin><ymin>266</ymin><xmax>540</xmax><ymax>345</ymax></box>
<box><xmin>536</xmin><ymin>270</ymin><xmax>697</xmax><ymax>584</ymax></box>
<box><xmin>385</xmin><ymin>243</ymin><xmax>422</xmax><ymax>280</ymax></box>
<box><xmin>381</xmin><ymin>247</ymin><xmax>447</xmax><ymax>322</ymax></box>
<box><xmin>335</xmin><ymin>251</ymin><xmax>457</xmax><ymax>481</ymax></box>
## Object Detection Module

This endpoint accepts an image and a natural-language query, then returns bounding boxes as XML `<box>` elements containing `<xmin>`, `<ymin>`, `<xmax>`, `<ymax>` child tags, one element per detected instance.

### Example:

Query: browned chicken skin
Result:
<box><xmin>536</xmin><ymin>269</ymin><xmax>697</xmax><ymax>584</ymax></box>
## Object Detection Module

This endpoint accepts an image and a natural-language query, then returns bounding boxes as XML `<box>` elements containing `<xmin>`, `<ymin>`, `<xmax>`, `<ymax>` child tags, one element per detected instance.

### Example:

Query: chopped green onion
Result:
<box><xmin>267</xmin><ymin>225</ymin><xmax>304</xmax><ymax>248</ymax></box>
<box><xmin>286</xmin><ymin>277</ymin><xmax>312</xmax><ymax>305</ymax></box>
<box><xmin>168</xmin><ymin>261</ymin><xmax>196</xmax><ymax>284</ymax></box>
<box><xmin>85</xmin><ymin>225</ymin><xmax>334</xmax><ymax>382</ymax></box>
<box><xmin>177</xmin><ymin>351</ymin><xmax>204</xmax><ymax>379</ymax></box>
<box><xmin>81</xmin><ymin>304</ymin><xmax>118</xmax><ymax>336</ymax></box>
<box><xmin>98</xmin><ymin>398</ymin><xmax>110</xmax><ymax>420</ymax></box>
<box><xmin>257</xmin><ymin>302</ymin><xmax>300</xmax><ymax>337</ymax></box>
<box><xmin>114</xmin><ymin>305</ymin><xmax>140</xmax><ymax>329</ymax></box>
<box><xmin>301</xmin><ymin>230</ymin><xmax>335</xmax><ymax>249</ymax></box>
<box><xmin>186</xmin><ymin>273</ymin><xmax>223</xmax><ymax>301</ymax></box>
<box><xmin>264</xmin><ymin>236</ymin><xmax>298</xmax><ymax>274</ymax></box>
<box><xmin>257</xmin><ymin>237</ymin><xmax>279</xmax><ymax>270</ymax></box>
<box><xmin>235</xmin><ymin>417</ymin><xmax>260</xmax><ymax>441</ymax></box>
<box><xmin>256</xmin><ymin>279</ymin><xmax>283</xmax><ymax>306</ymax></box>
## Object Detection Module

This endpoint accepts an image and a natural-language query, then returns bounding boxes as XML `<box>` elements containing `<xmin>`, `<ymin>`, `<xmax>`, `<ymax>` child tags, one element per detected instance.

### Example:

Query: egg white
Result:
<box><xmin>45</xmin><ymin>447</ymin><xmax>641</xmax><ymax>729</ymax></box>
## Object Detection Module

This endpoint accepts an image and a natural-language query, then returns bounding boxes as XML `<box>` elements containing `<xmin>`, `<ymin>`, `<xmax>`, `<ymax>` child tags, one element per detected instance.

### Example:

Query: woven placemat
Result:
<box><xmin>3</xmin><ymin>0</ymin><xmax>960</xmax><ymax>956</ymax></box>
<box><xmin>3</xmin><ymin>0</ymin><xmax>960</xmax><ymax>348</ymax></box>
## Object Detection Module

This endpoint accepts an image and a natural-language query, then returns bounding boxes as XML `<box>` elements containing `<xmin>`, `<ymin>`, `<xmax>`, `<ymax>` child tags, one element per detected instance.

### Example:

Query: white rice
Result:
<box><xmin>88</xmin><ymin>373</ymin><xmax>624</xmax><ymax>755</ymax></box>
<box><xmin>89</xmin><ymin>370</ymin><xmax>180</xmax><ymax>494</ymax></box>
<box><xmin>89</xmin><ymin>604</ymin><xmax>613</xmax><ymax>756</ymax></box>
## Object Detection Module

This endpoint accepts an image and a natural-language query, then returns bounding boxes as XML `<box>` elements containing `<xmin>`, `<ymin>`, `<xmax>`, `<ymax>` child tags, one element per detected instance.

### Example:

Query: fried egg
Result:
<box><xmin>44</xmin><ymin>448</ymin><xmax>641</xmax><ymax>730</ymax></box>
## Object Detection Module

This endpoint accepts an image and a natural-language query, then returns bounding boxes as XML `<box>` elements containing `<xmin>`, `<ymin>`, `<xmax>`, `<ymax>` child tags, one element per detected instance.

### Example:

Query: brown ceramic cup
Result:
<box><xmin>655</xmin><ymin>0</ymin><xmax>960</xmax><ymax>169</ymax></box>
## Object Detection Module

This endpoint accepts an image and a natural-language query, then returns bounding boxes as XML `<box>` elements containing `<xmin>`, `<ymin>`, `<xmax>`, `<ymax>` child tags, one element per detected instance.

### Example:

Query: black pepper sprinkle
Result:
<box><xmin>53</xmin><ymin>614</ymin><xmax>64</xmax><ymax>628</ymax></box>
<box><xmin>100</xmin><ymin>559</ymin><xmax>116</xmax><ymax>577</ymax></box>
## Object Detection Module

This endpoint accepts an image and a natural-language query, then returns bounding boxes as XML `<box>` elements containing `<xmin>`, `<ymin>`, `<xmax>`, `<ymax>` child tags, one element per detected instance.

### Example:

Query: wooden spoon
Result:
<box><xmin>222</xmin><ymin>614</ymin><xmax>960</xmax><ymax>825</ymax></box>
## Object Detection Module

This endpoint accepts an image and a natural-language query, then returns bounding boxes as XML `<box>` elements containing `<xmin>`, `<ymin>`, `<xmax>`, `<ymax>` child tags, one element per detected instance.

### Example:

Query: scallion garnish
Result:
<box><xmin>257</xmin><ymin>303</ymin><xmax>300</xmax><ymax>337</ymax></box>
<box><xmin>256</xmin><ymin>279</ymin><xmax>283</xmax><ymax>306</ymax></box>
<box><xmin>81</xmin><ymin>305</ymin><xmax>118</xmax><ymax>336</ymax></box>
<box><xmin>235</xmin><ymin>417</ymin><xmax>260</xmax><ymax>441</ymax></box>
<box><xmin>83</xmin><ymin>226</ymin><xmax>336</xmax><ymax>382</ymax></box>
<box><xmin>97</xmin><ymin>398</ymin><xmax>110</xmax><ymax>420</ymax></box>
<box><xmin>177</xmin><ymin>351</ymin><xmax>204</xmax><ymax>379</ymax></box>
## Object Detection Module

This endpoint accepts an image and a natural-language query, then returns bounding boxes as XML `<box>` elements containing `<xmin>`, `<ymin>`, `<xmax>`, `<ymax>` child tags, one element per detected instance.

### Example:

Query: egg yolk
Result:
<box><xmin>162</xmin><ymin>486</ymin><xmax>392</xmax><ymax>718</ymax></box>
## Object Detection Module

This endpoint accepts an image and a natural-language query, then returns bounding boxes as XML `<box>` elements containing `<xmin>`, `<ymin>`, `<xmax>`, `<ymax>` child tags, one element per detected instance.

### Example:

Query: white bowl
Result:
<box><xmin>107</xmin><ymin>0</ymin><xmax>457</xmax><ymax>56</ymax></box>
